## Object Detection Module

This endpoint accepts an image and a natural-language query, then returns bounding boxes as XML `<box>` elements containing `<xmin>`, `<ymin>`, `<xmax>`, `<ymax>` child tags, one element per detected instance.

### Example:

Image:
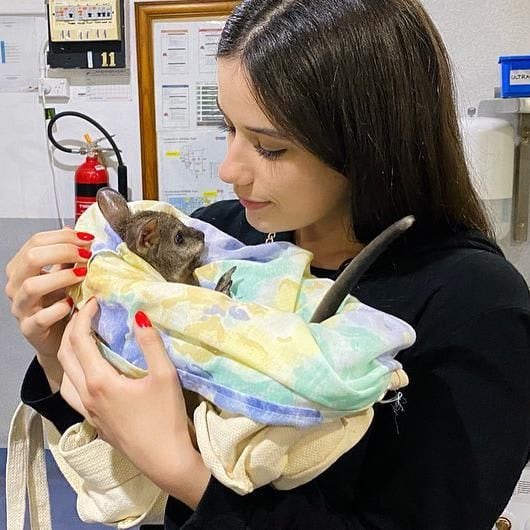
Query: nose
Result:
<box><xmin>188</xmin><ymin>227</ymin><xmax>204</xmax><ymax>241</ymax></box>
<box><xmin>218</xmin><ymin>136</ymin><xmax>254</xmax><ymax>187</ymax></box>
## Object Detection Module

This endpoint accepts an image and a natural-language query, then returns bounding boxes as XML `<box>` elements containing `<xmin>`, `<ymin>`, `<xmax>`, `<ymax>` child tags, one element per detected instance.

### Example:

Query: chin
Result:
<box><xmin>245</xmin><ymin>210</ymin><xmax>297</xmax><ymax>234</ymax></box>
<box><xmin>244</xmin><ymin>209</ymin><xmax>277</xmax><ymax>235</ymax></box>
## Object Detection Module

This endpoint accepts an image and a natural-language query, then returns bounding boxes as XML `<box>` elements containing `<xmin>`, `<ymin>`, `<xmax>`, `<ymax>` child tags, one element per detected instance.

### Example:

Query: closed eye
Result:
<box><xmin>254</xmin><ymin>144</ymin><xmax>286</xmax><ymax>161</ymax></box>
<box><xmin>219</xmin><ymin>122</ymin><xmax>286</xmax><ymax>161</ymax></box>
<box><xmin>219</xmin><ymin>121</ymin><xmax>235</xmax><ymax>136</ymax></box>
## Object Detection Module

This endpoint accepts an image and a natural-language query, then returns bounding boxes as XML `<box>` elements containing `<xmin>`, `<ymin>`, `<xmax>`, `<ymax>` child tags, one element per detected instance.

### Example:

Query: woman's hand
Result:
<box><xmin>58</xmin><ymin>298</ymin><xmax>211</xmax><ymax>508</ymax></box>
<box><xmin>4</xmin><ymin>227</ymin><xmax>94</xmax><ymax>390</ymax></box>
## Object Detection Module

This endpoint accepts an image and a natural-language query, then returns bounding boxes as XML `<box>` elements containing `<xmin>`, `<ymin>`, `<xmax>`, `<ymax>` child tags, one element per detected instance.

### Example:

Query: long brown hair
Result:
<box><xmin>217</xmin><ymin>0</ymin><xmax>493</xmax><ymax>244</ymax></box>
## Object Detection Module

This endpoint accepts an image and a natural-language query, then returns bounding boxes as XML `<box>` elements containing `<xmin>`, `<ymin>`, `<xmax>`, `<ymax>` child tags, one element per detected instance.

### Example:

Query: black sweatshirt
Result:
<box><xmin>22</xmin><ymin>200</ymin><xmax>530</xmax><ymax>530</ymax></box>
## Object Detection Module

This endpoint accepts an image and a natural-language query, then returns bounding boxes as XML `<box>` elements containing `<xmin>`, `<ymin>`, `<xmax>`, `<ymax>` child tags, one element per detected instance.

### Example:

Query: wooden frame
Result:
<box><xmin>135</xmin><ymin>1</ymin><xmax>238</xmax><ymax>199</ymax></box>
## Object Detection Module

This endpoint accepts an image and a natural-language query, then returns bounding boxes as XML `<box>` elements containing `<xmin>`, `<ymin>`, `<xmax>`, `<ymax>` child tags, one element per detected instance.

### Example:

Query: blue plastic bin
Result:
<box><xmin>499</xmin><ymin>55</ymin><xmax>530</xmax><ymax>98</ymax></box>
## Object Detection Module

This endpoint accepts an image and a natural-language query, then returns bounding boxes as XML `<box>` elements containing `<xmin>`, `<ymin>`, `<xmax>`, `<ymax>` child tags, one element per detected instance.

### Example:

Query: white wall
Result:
<box><xmin>0</xmin><ymin>1</ymin><xmax>530</xmax><ymax>446</ymax></box>
<box><xmin>0</xmin><ymin>0</ymin><xmax>144</xmax><ymax>220</ymax></box>
<box><xmin>422</xmin><ymin>0</ymin><xmax>530</xmax><ymax>115</ymax></box>
<box><xmin>420</xmin><ymin>0</ymin><xmax>530</xmax><ymax>280</ymax></box>
<box><xmin>1</xmin><ymin>1</ymin><xmax>530</xmax><ymax>219</ymax></box>
<box><xmin>0</xmin><ymin>0</ymin><xmax>148</xmax><ymax>446</ymax></box>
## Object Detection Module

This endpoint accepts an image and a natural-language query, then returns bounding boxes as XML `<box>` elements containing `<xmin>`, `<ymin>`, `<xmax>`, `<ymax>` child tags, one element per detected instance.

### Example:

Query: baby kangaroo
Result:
<box><xmin>96</xmin><ymin>187</ymin><xmax>235</xmax><ymax>293</ymax></box>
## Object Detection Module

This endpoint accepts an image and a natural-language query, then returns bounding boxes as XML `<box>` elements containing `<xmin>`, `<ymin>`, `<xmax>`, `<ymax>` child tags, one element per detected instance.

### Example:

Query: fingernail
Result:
<box><xmin>76</xmin><ymin>232</ymin><xmax>94</xmax><ymax>241</ymax></box>
<box><xmin>72</xmin><ymin>267</ymin><xmax>87</xmax><ymax>277</ymax></box>
<box><xmin>66</xmin><ymin>296</ymin><xmax>74</xmax><ymax>307</ymax></box>
<box><xmin>78</xmin><ymin>248</ymin><xmax>92</xmax><ymax>259</ymax></box>
<box><xmin>135</xmin><ymin>311</ymin><xmax>152</xmax><ymax>328</ymax></box>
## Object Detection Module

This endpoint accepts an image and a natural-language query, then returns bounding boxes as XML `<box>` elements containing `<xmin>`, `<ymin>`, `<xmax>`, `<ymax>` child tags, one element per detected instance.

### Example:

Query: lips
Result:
<box><xmin>239</xmin><ymin>198</ymin><xmax>271</xmax><ymax>210</ymax></box>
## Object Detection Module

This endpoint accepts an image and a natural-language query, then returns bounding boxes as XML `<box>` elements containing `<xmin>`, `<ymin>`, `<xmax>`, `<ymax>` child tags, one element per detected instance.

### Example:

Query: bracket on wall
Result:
<box><xmin>478</xmin><ymin>98</ymin><xmax>530</xmax><ymax>242</ymax></box>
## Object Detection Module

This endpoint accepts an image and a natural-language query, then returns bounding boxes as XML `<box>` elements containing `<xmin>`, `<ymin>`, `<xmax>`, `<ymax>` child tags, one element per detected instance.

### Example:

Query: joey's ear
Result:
<box><xmin>136</xmin><ymin>218</ymin><xmax>160</xmax><ymax>251</ymax></box>
<box><xmin>96</xmin><ymin>187</ymin><xmax>130</xmax><ymax>234</ymax></box>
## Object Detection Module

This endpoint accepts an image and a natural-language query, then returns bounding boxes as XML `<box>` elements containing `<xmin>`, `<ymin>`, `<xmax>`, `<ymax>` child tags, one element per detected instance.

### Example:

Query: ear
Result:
<box><xmin>136</xmin><ymin>218</ymin><xmax>160</xmax><ymax>251</ymax></box>
<box><xmin>96</xmin><ymin>187</ymin><xmax>130</xmax><ymax>235</ymax></box>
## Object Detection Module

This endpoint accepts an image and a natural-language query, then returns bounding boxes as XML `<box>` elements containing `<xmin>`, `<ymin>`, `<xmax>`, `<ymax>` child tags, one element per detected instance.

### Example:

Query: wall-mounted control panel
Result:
<box><xmin>46</xmin><ymin>0</ymin><xmax>126</xmax><ymax>69</ymax></box>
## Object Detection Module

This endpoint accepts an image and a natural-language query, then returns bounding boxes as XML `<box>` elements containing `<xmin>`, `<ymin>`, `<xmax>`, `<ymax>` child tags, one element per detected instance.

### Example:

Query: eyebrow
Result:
<box><xmin>217</xmin><ymin>98</ymin><xmax>289</xmax><ymax>140</ymax></box>
<box><xmin>245</xmin><ymin>126</ymin><xmax>289</xmax><ymax>139</ymax></box>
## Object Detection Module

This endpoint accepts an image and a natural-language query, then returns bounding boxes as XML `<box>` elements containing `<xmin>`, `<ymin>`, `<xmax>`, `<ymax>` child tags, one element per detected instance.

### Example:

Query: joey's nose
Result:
<box><xmin>192</xmin><ymin>229</ymin><xmax>205</xmax><ymax>248</ymax></box>
<box><xmin>192</xmin><ymin>229</ymin><xmax>204</xmax><ymax>241</ymax></box>
<box><xmin>186</xmin><ymin>226</ymin><xmax>204</xmax><ymax>240</ymax></box>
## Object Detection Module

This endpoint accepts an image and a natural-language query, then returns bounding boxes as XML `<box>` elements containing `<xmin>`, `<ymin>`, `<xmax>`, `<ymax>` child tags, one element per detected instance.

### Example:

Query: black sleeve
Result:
<box><xmin>168</xmin><ymin>477</ymin><xmax>372</xmax><ymax>530</ymax></box>
<box><xmin>21</xmin><ymin>357</ymin><xmax>84</xmax><ymax>433</ymax></box>
<box><xmin>163</xmin><ymin>305</ymin><xmax>530</xmax><ymax>530</ymax></box>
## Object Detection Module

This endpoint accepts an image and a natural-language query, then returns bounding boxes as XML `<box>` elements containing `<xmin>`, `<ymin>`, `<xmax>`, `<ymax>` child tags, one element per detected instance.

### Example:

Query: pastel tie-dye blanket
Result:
<box><xmin>69</xmin><ymin>200</ymin><xmax>415</xmax><ymax>428</ymax></box>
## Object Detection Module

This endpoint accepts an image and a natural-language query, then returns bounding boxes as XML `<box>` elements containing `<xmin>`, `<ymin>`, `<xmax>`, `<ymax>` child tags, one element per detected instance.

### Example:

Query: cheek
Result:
<box><xmin>319</xmin><ymin>169</ymin><xmax>350</xmax><ymax>201</ymax></box>
<box><xmin>330</xmin><ymin>178</ymin><xmax>351</xmax><ymax>207</ymax></box>
<box><xmin>289</xmin><ymin>173</ymin><xmax>350</xmax><ymax>212</ymax></box>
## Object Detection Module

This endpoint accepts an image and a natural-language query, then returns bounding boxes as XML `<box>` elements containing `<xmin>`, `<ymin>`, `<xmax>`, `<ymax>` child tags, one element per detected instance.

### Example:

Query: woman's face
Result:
<box><xmin>217</xmin><ymin>59</ymin><xmax>351</xmax><ymax>237</ymax></box>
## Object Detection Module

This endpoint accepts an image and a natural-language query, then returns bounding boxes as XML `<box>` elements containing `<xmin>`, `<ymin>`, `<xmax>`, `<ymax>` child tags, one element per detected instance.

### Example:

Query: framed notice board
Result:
<box><xmin>135</xmin><ymin>1</ymin><xmax>238</xmax><ymax>212</ymax></box>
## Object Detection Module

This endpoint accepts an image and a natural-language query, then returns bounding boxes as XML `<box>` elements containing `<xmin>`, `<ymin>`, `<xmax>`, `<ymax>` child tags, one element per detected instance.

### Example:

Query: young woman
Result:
<box><xmin>6</xmin><ymin>0</ymin><xmax>530</xmax><ymax>528</ymax></box>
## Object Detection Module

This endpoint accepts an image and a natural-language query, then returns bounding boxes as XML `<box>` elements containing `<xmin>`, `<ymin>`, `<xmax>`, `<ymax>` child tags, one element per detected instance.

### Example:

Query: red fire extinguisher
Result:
<box><xmin>47</xmin><ymin>112</ymin><xmax>128</xmax><ymax>221</ymax></box>
<box><xmin>75</xmin><ymin>135</ymin><xmax>109</xmax><ymax>220</ymax></box>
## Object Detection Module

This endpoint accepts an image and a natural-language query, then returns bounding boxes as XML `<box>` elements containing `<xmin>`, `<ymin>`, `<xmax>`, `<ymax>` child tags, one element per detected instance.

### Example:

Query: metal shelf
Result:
<box><xmin>478</xmin><ymin>98</ymin><xmax>530</xmax><ymax>115</ymax></box>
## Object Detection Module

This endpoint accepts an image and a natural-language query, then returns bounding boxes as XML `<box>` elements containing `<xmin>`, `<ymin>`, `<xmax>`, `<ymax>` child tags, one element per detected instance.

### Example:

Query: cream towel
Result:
<box><xmin>194</xmin><ymin>369</ymin><xmax>408</xmax><ymax>494</ymax></box>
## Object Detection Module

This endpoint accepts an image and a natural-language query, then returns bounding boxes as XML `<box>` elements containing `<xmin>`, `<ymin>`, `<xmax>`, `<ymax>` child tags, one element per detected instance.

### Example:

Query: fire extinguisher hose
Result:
<box><xmin>47</xmin><ymin>111</ymin><xmax>128</xmax><ymax>199</ymax></box>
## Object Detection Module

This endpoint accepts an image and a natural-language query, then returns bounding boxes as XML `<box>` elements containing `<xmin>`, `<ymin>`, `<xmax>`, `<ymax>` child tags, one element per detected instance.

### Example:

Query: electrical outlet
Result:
<box><xmin>38</xmin><ymin>77</ymin><xmax>70</xmax><ymax>98</ymax></box>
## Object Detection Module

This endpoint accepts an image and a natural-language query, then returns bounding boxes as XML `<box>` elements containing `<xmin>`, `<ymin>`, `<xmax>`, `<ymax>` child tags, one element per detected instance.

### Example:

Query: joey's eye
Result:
<box><xmin>174</xmin><ymin>232</ymin><xmax>184</xmax><ymax>244</ymax></box>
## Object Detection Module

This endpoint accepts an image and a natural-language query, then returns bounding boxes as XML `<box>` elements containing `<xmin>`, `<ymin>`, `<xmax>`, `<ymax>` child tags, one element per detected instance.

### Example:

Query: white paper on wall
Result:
<box><xmin>154</xmin><ymin>19</ymin><xmax>231</xmax><ymax>211</ymax></box>
<box><xmin>0</xmin><ymin>16</ymin><xmax>38</xmax><ymax>92</ymax></box>
<box><xmin>198</xmin><ymin>27</ymin><xmax>222</xmax><ymax>74</ymax></box>
<box><xmin>162</xmin><ymin>84</ymin><xmax>190</xmax><ymax>128</ymax></box>
<box><xmin>157</xmin><ymin>130</ymin><xmax>235</xmax><ymax>215</ymax></box>
<box><xmin>161</xmin><ymin>28</ymin><xmax>190</xmax><ymax>75</ymax></box>
<box><xmin>84</xmin><ymin>70</ymin><xmax>132</xmax><ymax>101</ymax></box>
<box><xmin>0</xmin><ymin>0</ymin><xmax>45</xmax><ymax>15</ymax></box>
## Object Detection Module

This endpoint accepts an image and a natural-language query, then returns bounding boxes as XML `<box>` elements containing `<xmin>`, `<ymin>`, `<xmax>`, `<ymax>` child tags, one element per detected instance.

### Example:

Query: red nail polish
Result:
<box><xmin>76</xmin><ymin>232</ymin><xmax>94</xmax><ymax>241</ymax></box>
<box><xmin>78</xmin><ymin>248</ymin><xmax>92</xmax><ymax>259</ymax></box>
<box><xmin>72</xmin><ymin>267</ymin><xmax>87</xmax><ymax>277</ymax></box>
<box><xmin>66</xmin><ymin>296</ymin><xmax>74</xmax><ymax>308</ymax></box>
<box><xmin>135</xmin><ymin>311</ymin><xmax>152</xmax><ymax>328</ymax></box>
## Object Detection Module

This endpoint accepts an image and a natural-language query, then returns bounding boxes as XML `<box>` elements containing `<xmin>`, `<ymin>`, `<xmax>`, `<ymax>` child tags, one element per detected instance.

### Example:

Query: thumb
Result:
<box><xmin>133</xmin><ymin>311</ymin><xmax>174</xmax><ymax>377</ymax></box>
